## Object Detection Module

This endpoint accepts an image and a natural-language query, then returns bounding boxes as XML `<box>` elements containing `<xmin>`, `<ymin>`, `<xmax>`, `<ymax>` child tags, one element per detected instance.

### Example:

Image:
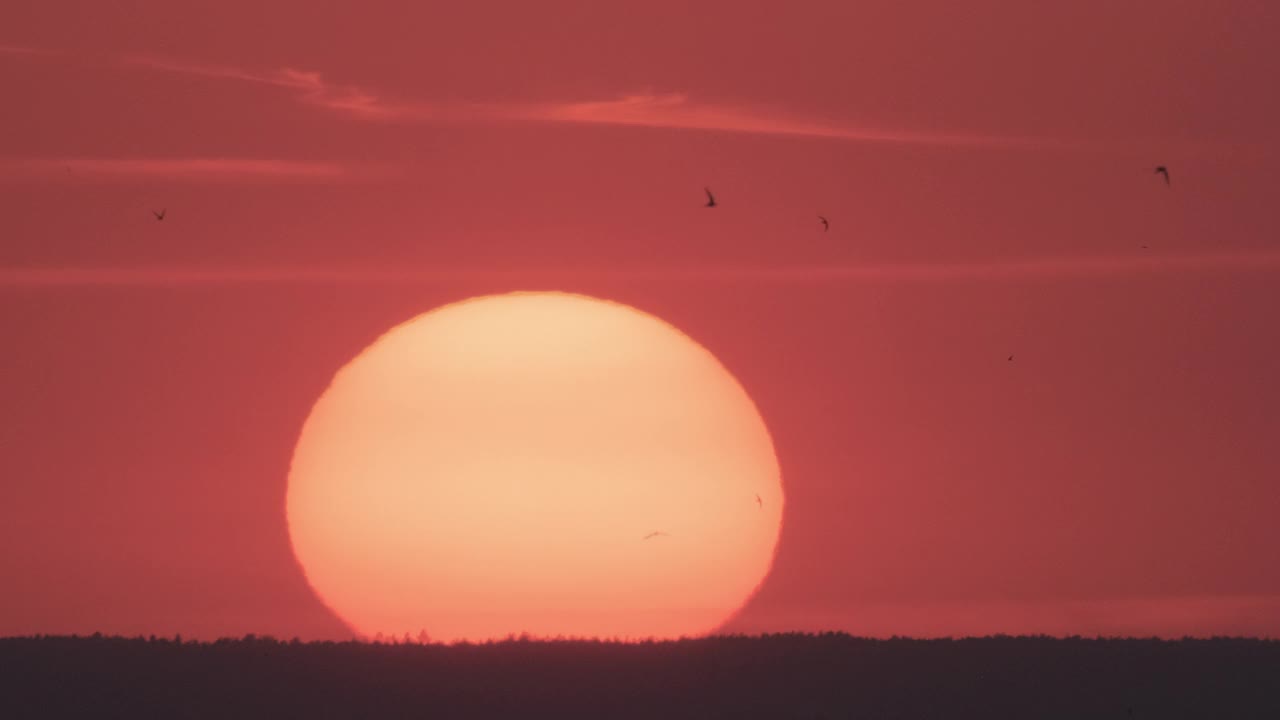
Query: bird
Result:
<box><xmin>818</xmin><ymin>215</ymin><xmax>829</xmax><ymax>232</ymax></box>
<box><xmin>755</xmin><ymin>493</ymin><xmax>763</xmax><ymax>509</ymax></box>
<box><xmin>642</xmin><ymin>531</ymin><xmax>669</xmax><ymax>540</ymax></box>
<box><xmin>704</xmin><ymin>187</ymin><xmax>717</xmax><ymax>208</ymax></box>
<box><xmin>153</xmin><ymin>209</ymin><xmax>167</xmax><ymax>221</ymax></box>
<box><xmin>1154</xmin><ymin>166</ymin><xmax>1170</xmax><ymax>187</ymax></box>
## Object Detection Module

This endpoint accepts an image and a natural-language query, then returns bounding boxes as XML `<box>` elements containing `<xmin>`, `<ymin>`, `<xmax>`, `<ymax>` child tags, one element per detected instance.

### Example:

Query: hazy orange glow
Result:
<box><xmin>286</xmin><ymin>292</ymin><xmax>783</xmax><ymax>641</ymax></box>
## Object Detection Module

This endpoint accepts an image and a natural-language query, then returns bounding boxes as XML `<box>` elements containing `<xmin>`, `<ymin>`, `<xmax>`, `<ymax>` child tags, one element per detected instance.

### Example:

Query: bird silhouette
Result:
<box><xmin>153</xmin><ymin>209</ymin><xmax>167</xmax><ymax>221</ymax></box>
<box><xmin>642</xmin><ymin>531</ymin><xmax>669</xmax><ymax>540</ymax></box>
<box><xmin>755</xmin><ymin>494</ymin><xmax>763</xmax><ymax>509</ymax></box>
<box><xmin>818</xmin><ymin>215</ymin><xmax>829</xmax><ymax>232</ymax></box>
<box><xmin>704</xmin><ymin>187</ymin><xmax>717</xmax><ymax>208</ymax></box>
<box><xmin>1154</xmin><ymin>166</ymin><xmax>1170</xmax><ymax>187</ymax></box>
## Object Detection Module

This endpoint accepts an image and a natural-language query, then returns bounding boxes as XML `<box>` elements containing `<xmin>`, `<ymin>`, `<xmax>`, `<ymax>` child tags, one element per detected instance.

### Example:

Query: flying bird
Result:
<box><xmin>755</xmin><ymin>493</ymin><xmax>763</xmax><ymax>509</ymax></box>
<box><xmin>818</xmin><ymin>215</ymin><xmax>829</xmax><ymax>232</ymax></box>
<box><xmin>704</xmin><ymin>187</ymin><xmax>717</xmax><ymax>208</ymax></box>
<box><xmin>153</xmin><ymin>209</ymin><xmax>167</xmax><ymax>221</ymax></box>
<box><xmin>1154</xmin><ymin>166</ymin><xmax>1170</xmax><ymax>187</ymax></box>
<box><xmin>642</xmin><ymin>531</ymin><xmax>669</xmax><ymax>540</ymax></box>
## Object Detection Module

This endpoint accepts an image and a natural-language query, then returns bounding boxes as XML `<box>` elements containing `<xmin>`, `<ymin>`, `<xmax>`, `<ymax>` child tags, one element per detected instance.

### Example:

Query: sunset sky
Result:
<box><xmin>2</xmin><ymin>1</ymin><xmax>1279</xmax><ymax>640</ymax></box>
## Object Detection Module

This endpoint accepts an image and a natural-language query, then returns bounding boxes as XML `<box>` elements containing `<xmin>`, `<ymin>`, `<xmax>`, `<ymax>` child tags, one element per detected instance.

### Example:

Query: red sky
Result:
<box><xmin>2</xmin><ymin>1</ymin><xmax>1279</xmax><ymax>640</ymax></box>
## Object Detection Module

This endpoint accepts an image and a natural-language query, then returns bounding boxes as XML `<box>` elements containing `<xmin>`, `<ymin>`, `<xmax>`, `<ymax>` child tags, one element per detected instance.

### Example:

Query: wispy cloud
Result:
<box><xmin>3</xmin><ymin>252</ymin><xmax>1279</xmax><ymax>289</ymax></box>
<box><xmin>768</xmin><ymin>251</ymin><xmax>1280</xmax><ymax>281</ymax></box>
<box><xmin>520</xmin><ymin>93</ymin><xmax>1052</xmax><ymax>148</ymax></box>
<box><xmin>125</xmin><ymin>55</ymin><xmax>407</xmax><ymax>120</ymax></box>
<box><xmin>1</xmin><ymin>157</ymin><xmax>378</xmax><ymax>182</ymax></box>
<box><xmin>123</xmin><ymin>55</ymin><xmax>1056</xmax><ymax>147</ymax></box>
<box><xmin>3</xmin><ymin>49</ymin><xmax>1234</xmax><ymax>151</ymax></box>
<box><xmin>734</xmin><ymin>594</ymin><xmax>1280</xmax><ymax>638</ymax></box>
<box><xmin>0</xmin><ymin>44</ymin><xmax>59</xmax><ymax>57</ymax></box>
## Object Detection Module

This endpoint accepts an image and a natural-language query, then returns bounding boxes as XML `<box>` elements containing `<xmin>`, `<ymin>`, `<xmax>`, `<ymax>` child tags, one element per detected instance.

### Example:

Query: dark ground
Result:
<box><xmin>1</xmin><ymin>634</ymin><xmax>1276</xmax><ymax>719</ymax></box>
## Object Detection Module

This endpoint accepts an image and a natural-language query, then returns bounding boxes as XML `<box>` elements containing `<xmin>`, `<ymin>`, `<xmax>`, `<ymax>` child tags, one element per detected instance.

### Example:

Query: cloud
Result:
<box><xmin>10</xmin><ymin>50</ymin><xmax>1240</xmax><ymax>151</ymax></box>
<box><xmin>123</xmin><ymin>55</ymin><xmax>1060</xmax><ymax>147</ymax></box>
<box><xmin>754</xmin><ymin>251</ymin><xmax>1280</xmax><ymax>281</ymax></box>
<box><xmin>521</xmin><ymin>93</ymin><xmax>1052</xmax><ymax>148</ymax></box>
<box><xmin>3</xmin><ymin>252</ymin><xmax>1279</xmax><ymax>289</ymax></box>
<box><xmin>1</xmin><ymin>157</ymin><xmax>378</xmax><ymax>182</ymax></box>
<box><xmin>125</xmin><ymin>56</ymin><xmax>407</xmax><ymax>120</ymax></box>
<box><xmin>733</xmin><ymin>594</ymin><xmax>1280</xmax><ymax>638</ymax></box>
<box><xmin>0</xmin><ymin>44</ymin><xmax>58</xmax><ymax>57</ymax></box>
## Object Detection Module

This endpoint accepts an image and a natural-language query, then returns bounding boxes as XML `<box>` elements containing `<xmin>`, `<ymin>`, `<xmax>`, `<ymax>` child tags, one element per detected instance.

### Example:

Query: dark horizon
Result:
<box><xmin>5</xmin><ymin>0</ymin><xmax>1280</xmax><ymax>643</ymax></box>
<box><xmin>9</xmin><ymin>630</ymin><xmax>1279</xmax><ymax>643</ymax></box>
<box><xmin>4</xmin><ymin>634</ymin><xmax>1277</xmax><ymax>719</ymax></box>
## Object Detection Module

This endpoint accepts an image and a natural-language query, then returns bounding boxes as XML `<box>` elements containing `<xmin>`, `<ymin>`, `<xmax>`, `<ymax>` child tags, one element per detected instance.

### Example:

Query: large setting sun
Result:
<box><xmin>286</xmin><ymin>292</ymin><xmax>783</xmax><ymax>642</ymax></box>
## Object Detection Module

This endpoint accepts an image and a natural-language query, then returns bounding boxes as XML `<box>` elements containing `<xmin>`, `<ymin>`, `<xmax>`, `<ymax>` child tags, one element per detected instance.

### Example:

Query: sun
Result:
<box><xmin>286</xmin><ymin>292</ymin><xmax>783</xmax><ymax>642</ymax></box>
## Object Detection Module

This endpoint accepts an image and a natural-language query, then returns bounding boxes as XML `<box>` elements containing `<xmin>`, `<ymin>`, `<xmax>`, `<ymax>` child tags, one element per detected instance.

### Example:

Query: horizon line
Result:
<box><xmin>1</xmin><ymin>631</ymin><xmax>1273</xmax><ymax>644</ymax></box>
<box><xmin>0</xmin><ymin>157</ymin><xmax>386</xmax><ymax>182</ymax></box>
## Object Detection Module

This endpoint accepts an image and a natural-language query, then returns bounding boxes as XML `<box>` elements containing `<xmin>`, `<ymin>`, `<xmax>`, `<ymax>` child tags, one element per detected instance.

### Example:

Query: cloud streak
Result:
<box><xmin>124</xmin><ymin>55</ymin><xmax>1058</xmax><ymax>147</ymax></box>
<box><xmin>7</xmin><ymin>50</ymin><xmax>1237</xmax><ymax>150</ymax></box>
<box><xmin>0</xmin><ymin>44</ymin><xmax>58</xmax><ymax>57</ymax></box>
<box><xmin>1</xmin><ymin>157</ymin><xmax>378</xmax><ymax>182</ymax></box>
<box><xmin>3</xmin><ymin>252</ymin><xmax>1279</xmax><ymax>289</ymax></box>
<box><xmin>520</xmin><ymin>93</ymin><xmax>1055</xmax><ymax>148</ymax></box>
<box><xmin>125</xmin><ymin>56</ymin><xmax>406</xmax><ymax>119</ymax></box>
<box><xmin>735</xmin><ymin>593</ymin><xmax>1280</xmax><ymax>638</ymax></box>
